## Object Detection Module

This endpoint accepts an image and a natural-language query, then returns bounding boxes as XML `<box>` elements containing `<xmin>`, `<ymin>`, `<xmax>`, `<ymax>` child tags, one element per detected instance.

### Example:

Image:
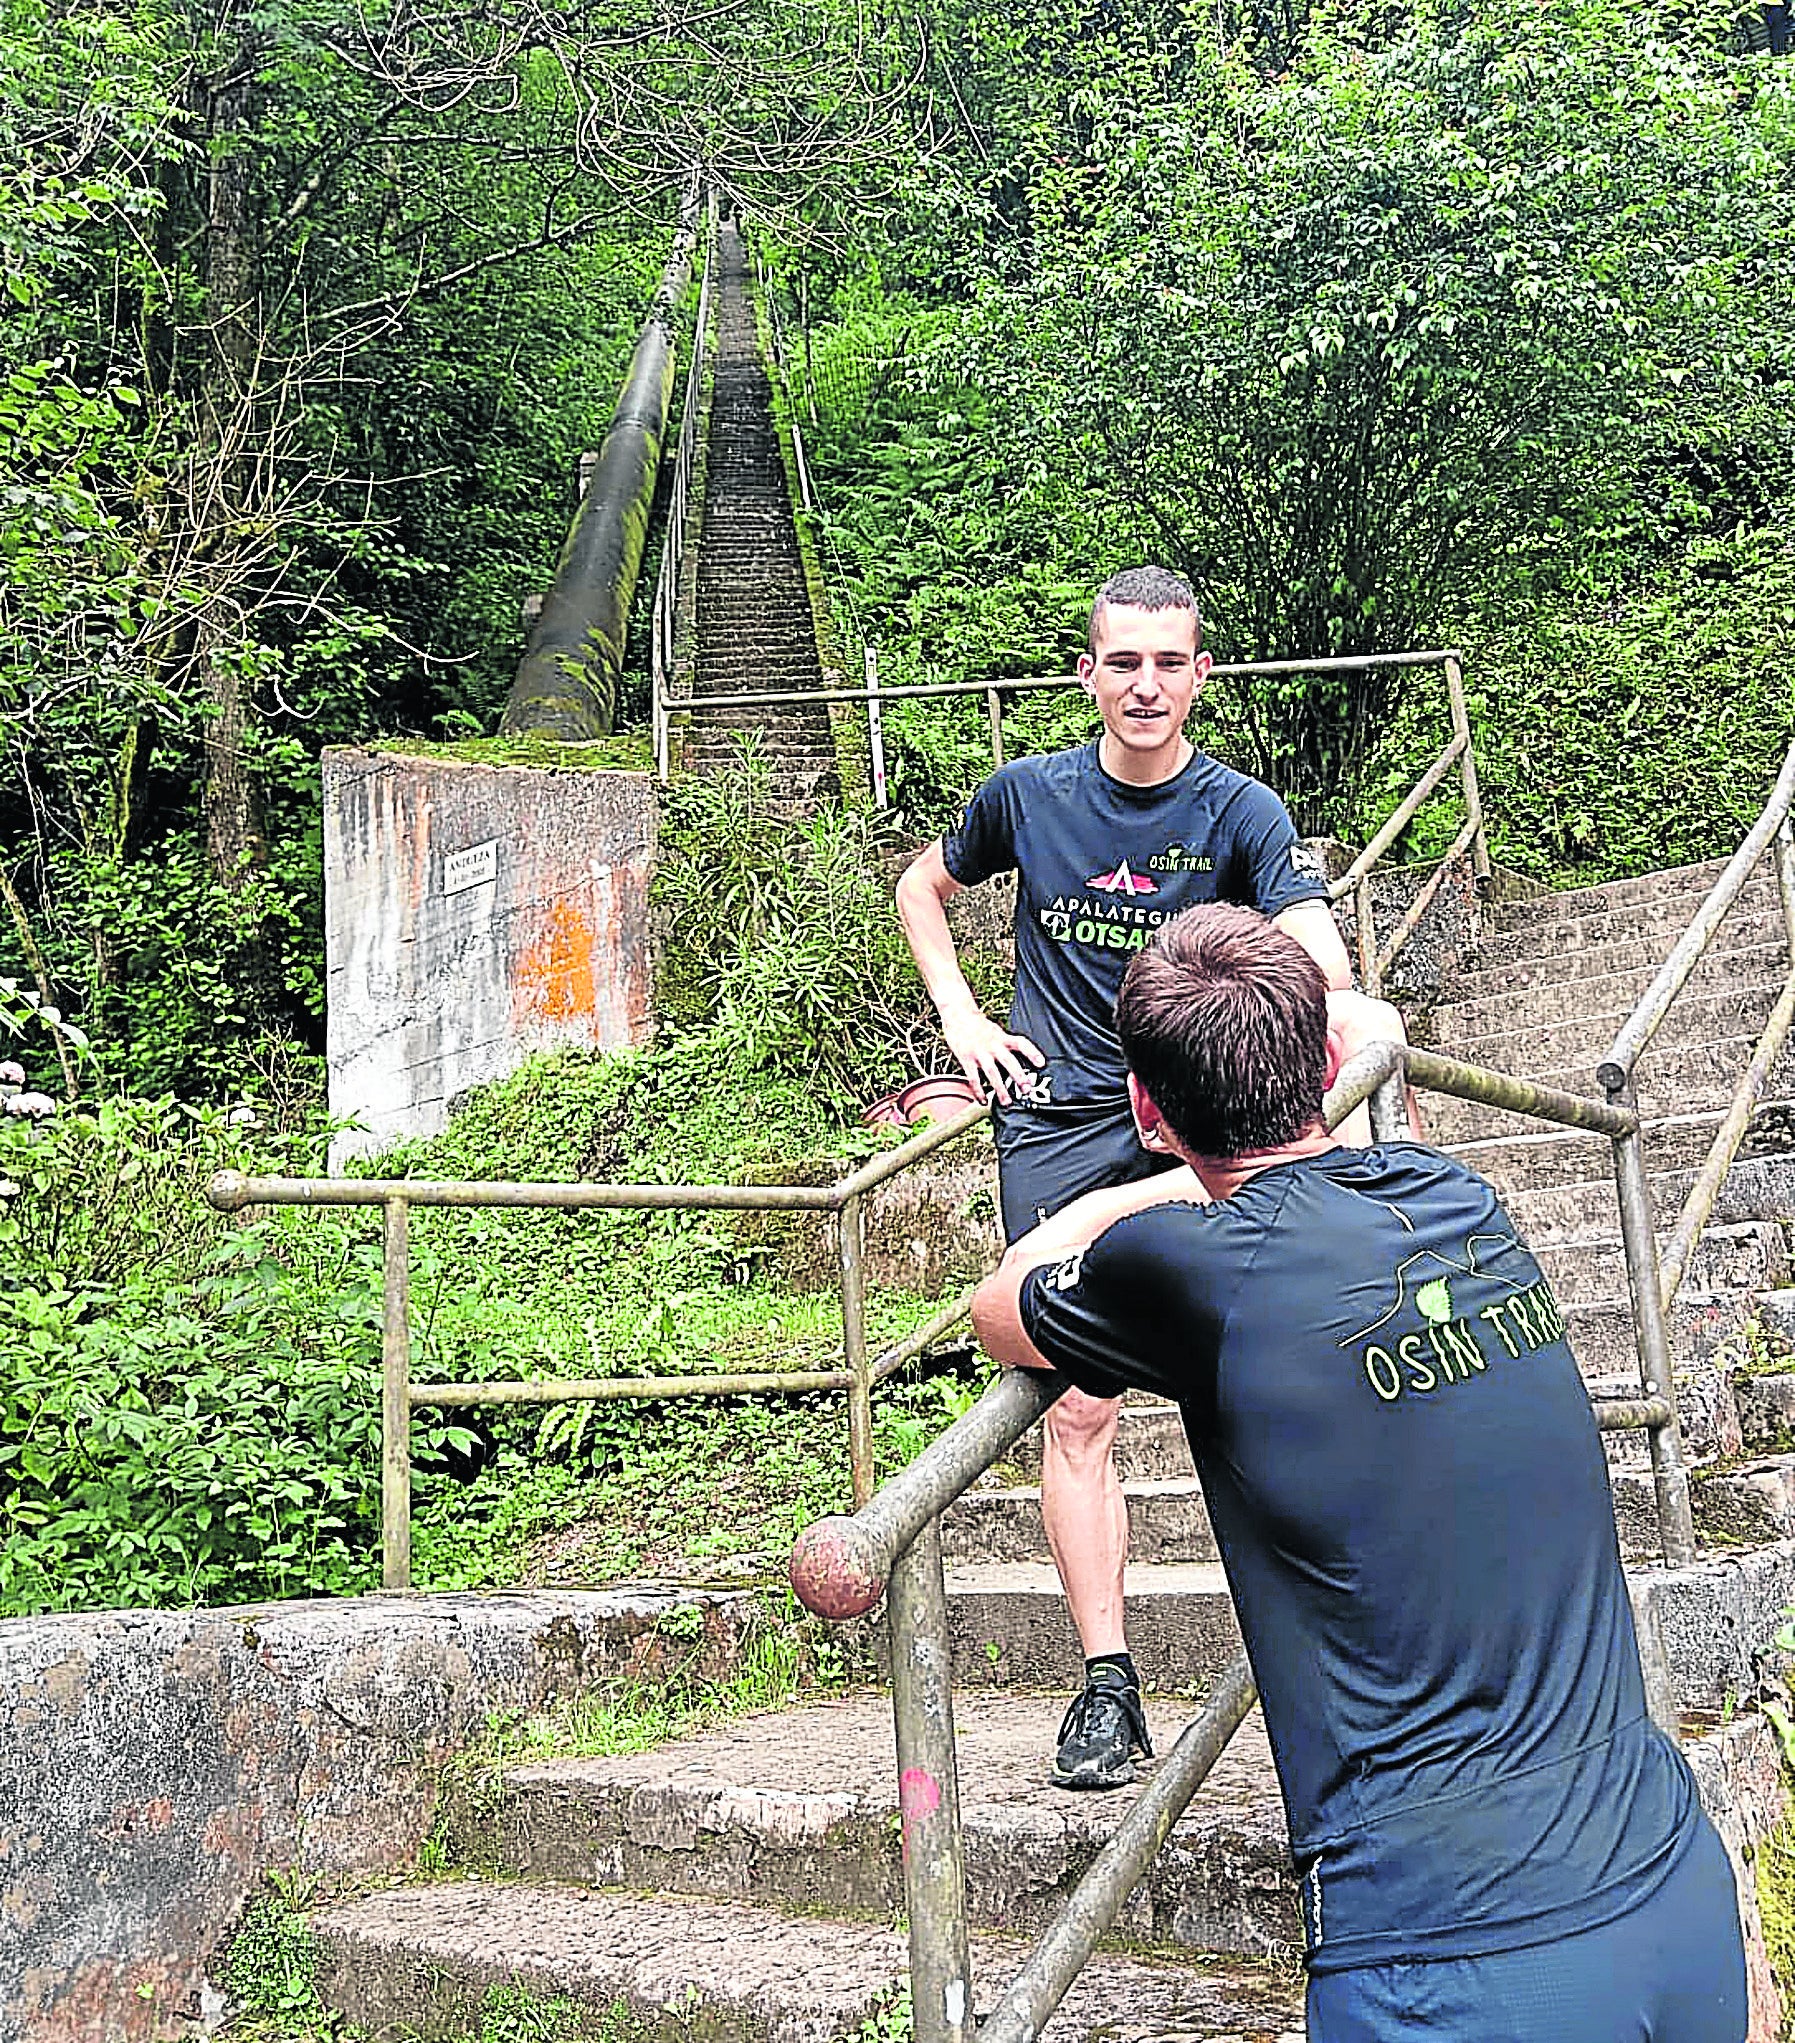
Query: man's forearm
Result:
<box><xmin>971</xmin><ymin>1165</ymin><xmax>1206</xmax><ymax>1373</ymax></box>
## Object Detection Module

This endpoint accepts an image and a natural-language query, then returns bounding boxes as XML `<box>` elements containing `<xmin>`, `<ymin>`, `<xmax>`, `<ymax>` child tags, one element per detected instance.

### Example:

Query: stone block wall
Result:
<box><xmin>0</xmin><ymin>1590</ymin><xmax>765</xmax><ymax>2043</ymax></box>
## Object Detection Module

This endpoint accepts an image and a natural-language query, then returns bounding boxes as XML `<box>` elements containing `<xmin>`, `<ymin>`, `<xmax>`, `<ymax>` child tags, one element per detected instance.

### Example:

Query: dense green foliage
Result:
<box><xmin>791</xmin><ymin>0</ymin><xmax>1795</xmax><ymax>855</ymax></box>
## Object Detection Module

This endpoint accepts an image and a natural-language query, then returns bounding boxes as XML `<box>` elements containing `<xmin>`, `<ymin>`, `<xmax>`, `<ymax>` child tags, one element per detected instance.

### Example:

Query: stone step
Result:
<box><xmin>1564</xmin><ymin>1291</ymin><xmax>1746</xmax><ymax>1382</ymax></box>
<box><xmin>1501</xmin><ymin>1152</ymin><xmax>1795</xmax><ymax>1245</ymax></box>
<box><xmin>1445</xmin><ymin>1107</ymin><xmax>1795</xmax><ymax>1201</ymax></box>
<box><xmin>1433</xmin><ymin>939</ymin><xmax>1789</xmax><ymax>1045</ymax></box>
<box><xmin>947</xmin><ymin>1561</ymin><xmax>1240</xmax><ymax>1692</ymax></box>
<box><xmin>1691</xmin><ymin>1453</ymin><xmax>1795</xmax><ymax>1545</ymax></box>
<box><xmin>1436</xmin><ymin>981</ymin><xmax>1785</xmax><ymax>1085</ymax></box>
<box><xmin>438</xmin><ymin>1693</ymin><xmax>1300</xmax><ymax>1966</ymax></box>
<box><xmin>1738</xmin><ymin>1372</ymin><xmax>1795</xmax><ymax>1450</ymax></box>
<box><xmin>1530</xmin><ymin>1219</ymin><xmax>1787</xmax><ymax>1308</ymax></box>
<box><xmin>312</xmin><ymin>1881</ymin><xmax>1307</xmax><ymax>2043</ymax></box>
<box><xmin>1446</xmin><ymin>906</ymin><xmax>1787</xmax><ymax>1003</ymax></box>
<box><xmin>1487</xmin><ymin>856</ymin><xmax>1738</xmax><ymax>929</ymax></box>
<box><xmin>945</xmin><ymin>1477</ymin><xmax>1217</xmax><ymax>1567</ymax></box>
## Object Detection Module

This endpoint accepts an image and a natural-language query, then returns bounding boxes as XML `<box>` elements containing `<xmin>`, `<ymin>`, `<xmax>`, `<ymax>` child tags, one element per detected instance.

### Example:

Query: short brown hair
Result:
<box><xmin>1115</xmin><ymin>905</ymin><xmax>1329</xmax><ymax>1158</ymax></box>
<box><xmin>1088</xmin><ymin>566</ymin><xmax>1204</xmax><ymax>656</ymax></box>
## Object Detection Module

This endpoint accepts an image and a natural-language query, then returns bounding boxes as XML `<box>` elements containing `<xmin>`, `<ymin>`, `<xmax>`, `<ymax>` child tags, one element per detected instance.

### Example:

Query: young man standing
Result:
<box><xmin>896</xmin><ymin>564</ymin><xmax>1406</xmax><ymax>1788</ymax></box>
<box><xmin>971</xmin><ymin>905</ymin><xmax>1747</xmax><ymax>2043</ymax></box>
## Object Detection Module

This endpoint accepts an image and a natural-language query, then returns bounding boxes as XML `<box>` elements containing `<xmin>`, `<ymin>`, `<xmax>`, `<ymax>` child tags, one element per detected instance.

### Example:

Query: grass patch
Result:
<box><xmin>363</xmin><ymin>732</ymin><xmax>653</xmax><ymax>773</ymax></box>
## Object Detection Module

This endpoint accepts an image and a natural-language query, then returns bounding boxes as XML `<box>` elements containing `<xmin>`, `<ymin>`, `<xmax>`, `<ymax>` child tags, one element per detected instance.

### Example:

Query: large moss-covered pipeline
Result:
<box><xmin>503</xmin><ymin>193</ymin><xmax>702</xmax><ymax>739</ymax></box>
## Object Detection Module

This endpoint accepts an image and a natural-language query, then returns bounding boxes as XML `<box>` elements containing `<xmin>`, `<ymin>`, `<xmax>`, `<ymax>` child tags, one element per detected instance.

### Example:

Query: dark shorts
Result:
<box><xmin>1306</xmin><ymin>1814</ymin><xmax>1747</xmax><ymax>2043</ymax></box>
<box><xmin>992</xmin><ymin>1097</ymin><xmax>1180</xmax><ymax>1245</ymax></box>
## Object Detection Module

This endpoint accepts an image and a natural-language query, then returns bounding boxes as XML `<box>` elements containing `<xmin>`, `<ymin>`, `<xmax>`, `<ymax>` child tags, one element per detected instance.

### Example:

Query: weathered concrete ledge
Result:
<box><xmin>0</xmin><ymin>1588</ymin><xmax>765</xmax><ymax>2043</ymax></box>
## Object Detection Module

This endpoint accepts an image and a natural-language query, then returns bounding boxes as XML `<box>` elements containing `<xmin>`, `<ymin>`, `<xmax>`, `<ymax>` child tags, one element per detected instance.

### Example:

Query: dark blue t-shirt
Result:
<box><xmin>1020</xmin><ymin>1142</ymin><xmax>1700</xmax><ymax>1973</ymax></box>
<box><xmin>941</xmin><ymin>742</ymin><xmax>1325</xmax><ymax>1106</ymax></box>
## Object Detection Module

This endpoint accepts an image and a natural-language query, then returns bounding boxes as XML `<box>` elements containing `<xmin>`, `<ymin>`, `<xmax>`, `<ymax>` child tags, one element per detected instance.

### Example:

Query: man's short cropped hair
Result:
<box><xmin>1116</xmin><ymin>905</ymin><xmax>1329</xmax><ymax>1158</ymax></box>
<box><xmin>1088</xmin><ymin>566</ymin><xmax>1205</xmax><ymax>655</ymax></box>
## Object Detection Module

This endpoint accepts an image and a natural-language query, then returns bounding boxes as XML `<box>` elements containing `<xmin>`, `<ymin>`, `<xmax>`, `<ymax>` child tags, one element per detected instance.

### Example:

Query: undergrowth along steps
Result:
<box><xmin>299</xmin><ymin>855</ymin><xmax>1795</xmax><ymax>2042</ymax></box>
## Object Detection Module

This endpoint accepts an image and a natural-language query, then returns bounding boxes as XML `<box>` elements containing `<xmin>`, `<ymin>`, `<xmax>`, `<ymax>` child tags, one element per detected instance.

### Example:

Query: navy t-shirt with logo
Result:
<box><xmin>1019</xmin><ymin>1142</ymin><xmax>1703</xmax><ymax>1974</ymax></box>
<box><xmin>941</xmin><ymin>742</ymin><xmax>1326</xmax><ymax>1106</ymax></box>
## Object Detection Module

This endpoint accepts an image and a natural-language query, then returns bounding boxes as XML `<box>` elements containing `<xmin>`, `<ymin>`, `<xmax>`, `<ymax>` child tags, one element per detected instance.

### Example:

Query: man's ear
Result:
<box><xmin>1076</xmin><ymin>649</ymin><xmax>1097</xmax><ymax>698</ymax></box>
<box><xmin>1128</xmin><ymin>1071</ymin><xmax>1169</xmax><ymax>1150</ymax></box>
<box><xmin>1191</xmin><ymin>649</ymin><xmax>1214</xmax><ymax>695</ymax></box>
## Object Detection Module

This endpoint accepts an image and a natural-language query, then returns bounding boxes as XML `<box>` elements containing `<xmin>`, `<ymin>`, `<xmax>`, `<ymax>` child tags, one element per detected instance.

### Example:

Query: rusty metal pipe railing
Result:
<box><xmin>208</xmin><ymin>1099</ymin><xmax>995</xmax><ymax>1588</ymax></box>
<box><xmin>1598</xmin><ymin>737</ymin><xmax>1795</xmax><ymax>1094</ymax></box>
<box><xmin>1607</xmin><ymin>1104</ymin><xmax>1697</xmax><ymax>1566</ymax></box>
<box><xmin>1330</xmin><ymin>729</ymin><xmax>1467</xmax><ymax>899</ymax></box>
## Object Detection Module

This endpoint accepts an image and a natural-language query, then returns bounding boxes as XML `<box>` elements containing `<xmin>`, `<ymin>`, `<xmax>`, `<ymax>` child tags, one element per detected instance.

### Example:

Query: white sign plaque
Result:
<box><xmin>442</xmin><ymin>839</ymin><xmax>499</xmax><ymax>896</ymax></box>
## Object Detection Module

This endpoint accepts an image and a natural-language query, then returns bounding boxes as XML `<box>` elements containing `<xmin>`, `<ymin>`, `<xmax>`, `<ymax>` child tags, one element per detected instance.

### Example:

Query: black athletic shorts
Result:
<box><xmin>1306</xmin><ymin>1811</ymin><xmax>1747</xmax><ymax>2043</ymax></box>
<box><xmin>991</xmin><ymin>1096</ymin><xmax>1181</xmax><ymax>1246</ymax></box>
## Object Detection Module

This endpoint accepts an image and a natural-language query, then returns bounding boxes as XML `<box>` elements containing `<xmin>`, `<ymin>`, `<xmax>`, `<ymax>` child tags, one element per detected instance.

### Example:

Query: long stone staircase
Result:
<box><xmin>683</xmin><ymin>222</ymin><xmax>841</xmax><ymax>808</ymax></box>
<box><xmin>301</xmin><ymin>858</ymin><xmax>1795</xmax><ymax>2041</ymax></box>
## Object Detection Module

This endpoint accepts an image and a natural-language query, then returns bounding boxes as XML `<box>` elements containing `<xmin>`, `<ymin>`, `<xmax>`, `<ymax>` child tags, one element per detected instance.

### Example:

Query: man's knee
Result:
<box><xmin>1044</xmin><ymin>1387</ymin><xmax>1121</xmax><ymax>1468</ymax></box>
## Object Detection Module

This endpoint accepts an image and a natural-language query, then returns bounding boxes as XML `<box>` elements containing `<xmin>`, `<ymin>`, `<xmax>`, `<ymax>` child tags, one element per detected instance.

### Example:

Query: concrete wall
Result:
<box><xmin>324</xmin><ymin>750</ymin><xmax>656</xmax><ymax>1165</ymax></box>
<box><xmin>0</xmin><ymin>1589</ymin><xmax>767</xmax><ymax>2043</ymax></box>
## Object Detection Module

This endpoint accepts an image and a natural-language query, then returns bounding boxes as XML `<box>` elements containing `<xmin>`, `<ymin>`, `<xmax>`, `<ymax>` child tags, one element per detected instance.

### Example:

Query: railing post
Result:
<box><xmin>840</xmin><ymin>1191</ymin><xmax>875</xmax><ymax>1509</ymax></box>
<box><xmin>985</xmin><ymin>687</ymin><xmax>1005</xmax><ymax>771</ymax></box>
<box><xmin>1443</xmin><ymin>653</ymin><xmax>1491</xmax><ymax>890</ymax></box>
<box><xmin>1607</xmin><ymin>1100</ymin><xmax>1696</xmax><ymax>1567</ymax></box>
<box><xmin>381</xmin><ymin>1194</ymin><xmax>413</xmax><ymax>1590</ymax></box>
<box><xmin>867</xmin><ymin>645</ymin><xmax>889</xmax><ymax>811</ymax></box>
<box><xmin>888</xmin><ymin>1519</ymin><xmax>974</xmax><ymax>2043</ymax></box>
<box><xmin>1776</xmin><ymin>815</ymin><xmax>1795</xmax><ymax>962</ymax></box>
<box><xmin>1369</xmin><ymin>1070</ymin><xmax>1408</xmax><ymax>1143</ymax></box>
<box><xmin>1354</xmin><ymin>874</ymin><xmax>1381</xmax><ymax>997</ymax></box>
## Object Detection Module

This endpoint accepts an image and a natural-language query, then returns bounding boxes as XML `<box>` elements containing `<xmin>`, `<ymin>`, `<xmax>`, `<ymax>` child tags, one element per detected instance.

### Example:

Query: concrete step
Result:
<box><xmin>1434</xmin><ymin>939</ymin><xmax>1789</xmax><ymax>1045</ymax></box>
<box><xmin>312</xmin><ymin>1881</ymin><xmax>1307</xmax><ymax>2043</ymax></box>
<box><xmin>947</xmin><ymin>1561</ymin><xmax>1240</xmax><ymax>1692</ymax></box>
<box><xmin>944</xmin><ymin>1478</ymin><xmax>1217</xmax><ymax>1567</ymax></box>
<box><xmin>439</xmin><ymin>1692</ymin><xmax>1300</xmax><ymax>1965</ymax></box>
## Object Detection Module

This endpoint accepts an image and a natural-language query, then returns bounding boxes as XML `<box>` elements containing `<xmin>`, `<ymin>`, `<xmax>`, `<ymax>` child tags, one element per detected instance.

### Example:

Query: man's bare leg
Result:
<box><xmin>1040</xmin><ymin>1386</ymin><xmax>1150</xmax><ymax>1787</ymax></box>
<box><xmin>1041</xmin><ymin>1387</ymin><xmax>1128</xmax><ymax>1654</ymax></box>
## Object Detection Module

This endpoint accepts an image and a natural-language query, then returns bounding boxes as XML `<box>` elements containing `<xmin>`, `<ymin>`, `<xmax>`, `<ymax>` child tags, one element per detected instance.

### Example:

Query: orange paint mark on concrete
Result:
<box><xmin>514</xmin><ymin>895</ymin><xmax>599</xmax><ymax>1024</ymax></box>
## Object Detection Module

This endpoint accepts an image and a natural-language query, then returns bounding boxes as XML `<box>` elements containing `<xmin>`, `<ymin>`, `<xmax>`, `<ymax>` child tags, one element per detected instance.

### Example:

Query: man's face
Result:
<box><xmin>1078</xmin><ymin>603</ymin><xmax>1212</xmax><ymax>763</ymax></box>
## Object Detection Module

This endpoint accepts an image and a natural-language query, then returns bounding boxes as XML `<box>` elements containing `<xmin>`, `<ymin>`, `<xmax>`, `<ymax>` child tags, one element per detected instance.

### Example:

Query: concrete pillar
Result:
<box><xmin>323</xmin><ymin>748</ymin><xmax>655</xmax><ymax>1166</ymax></box>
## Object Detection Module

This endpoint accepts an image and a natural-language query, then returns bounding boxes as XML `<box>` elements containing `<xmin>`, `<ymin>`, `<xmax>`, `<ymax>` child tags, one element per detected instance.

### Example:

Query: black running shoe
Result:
<box><xmin>1051</xmin><ymin>1666</ymin><xmax>1153</xmax><ymax>1789</ymax></box>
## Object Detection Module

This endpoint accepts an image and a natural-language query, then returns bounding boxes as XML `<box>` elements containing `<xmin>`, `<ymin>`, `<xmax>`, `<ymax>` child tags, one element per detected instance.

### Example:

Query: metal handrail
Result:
<box><xmin>1325</xmin><ymin>651</ymin><xmax>1490</xmax><ymax>997</ymax></box>
<box><xmin>206</xmin><ymin>1099</ymin><xmax>991</xmax><ymax>1589</ymax></box>
<box><xmin>1597</xmin><ymin>738</ymin><xmax>1795</xmax><ymax>1094</ymax></box>
<box><xmin>1593</xmin><ymin>741</ymin><xmax>1795</xmax><ymax>1325</ymax></box>
<box><xmin>790</xmin><ymin>1040</ymin><xmax>1692</xmax><ymax>2043</ymax></box>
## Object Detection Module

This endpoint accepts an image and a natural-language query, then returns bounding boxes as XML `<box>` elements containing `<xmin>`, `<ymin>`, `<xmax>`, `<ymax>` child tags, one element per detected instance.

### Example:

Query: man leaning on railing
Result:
<box><xmin>970</xmin><ymin>903</ymin><xmax>1746</xmax><ymax>2043</ymax></box>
